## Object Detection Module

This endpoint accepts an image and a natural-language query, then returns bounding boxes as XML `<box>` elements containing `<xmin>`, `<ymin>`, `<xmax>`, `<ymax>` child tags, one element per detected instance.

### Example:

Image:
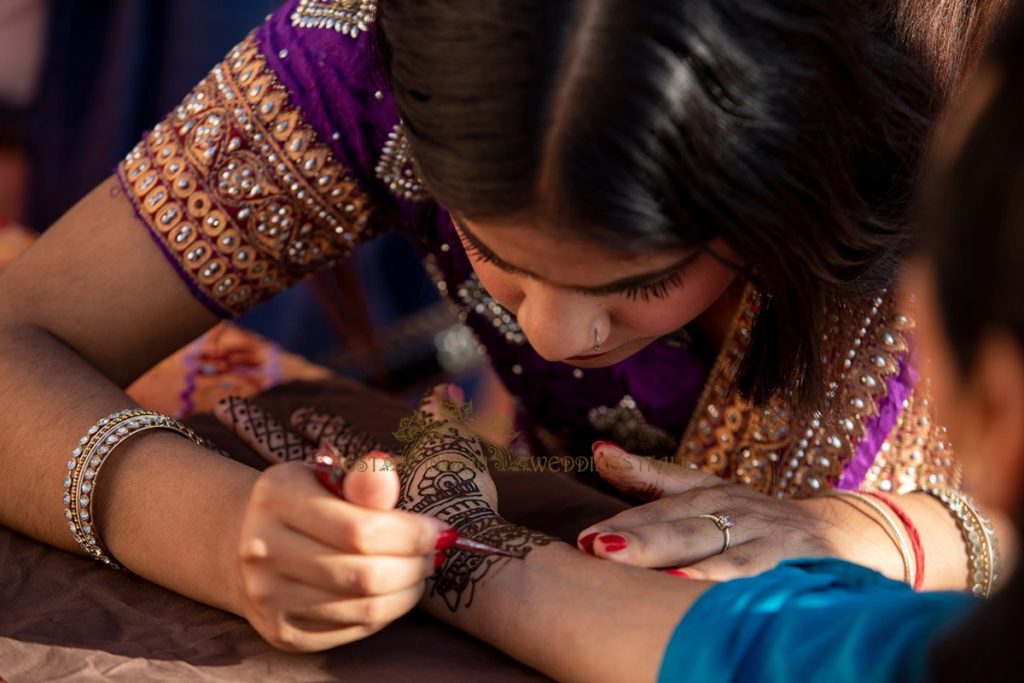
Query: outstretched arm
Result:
<box><xmin>402</xmin><ymin>386</ymin><xmax>710</xmax><ymax>683</ymax></box>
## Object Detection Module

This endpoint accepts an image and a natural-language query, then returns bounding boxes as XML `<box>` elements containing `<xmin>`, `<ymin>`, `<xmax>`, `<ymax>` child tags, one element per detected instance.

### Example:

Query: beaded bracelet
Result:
<box><xmin>822</xmin><ymin>489</ymin><xmax>916</xmax><ymax>587</ymax></box>
<box><xmin>63</xmin><ymin>409</ymin><xmax>204</xmax><ymax>569</ymax></box>
<box><xmin>919</xmin><ymin>487</ymin><xmax>1000</xmax><ymax>598</ymax></box>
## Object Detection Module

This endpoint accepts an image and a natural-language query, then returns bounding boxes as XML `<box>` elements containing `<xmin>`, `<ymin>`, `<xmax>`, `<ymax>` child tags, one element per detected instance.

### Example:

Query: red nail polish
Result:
<box><xmin>664</xmin><ymin>569</ymin><xmax>690</xmax><ymax>578</ymax></box>
<box><xmin>436</xmin><ymin>528</ymin><xmax>460</xmax><ymax>550</ymax></box>
<box><xmin>578</xmin><ymin>532</ymin><xmax>599</xmax><ymax>555</ymax></box>
<box><xmin>313</xmin><ymin>459</ymin><xmax>344</xmax><ymax>497</ymax></box>
<box><xmin>598</xmin><ymin>534</ymin><xmax>628</xmax><ymax>553</ymax></box>
<box><xmin>591</xmin><ymin>440</ymin><xmax>623</xmax><ymax>455</ymax></box>
<box><xmin>434</xmin><ymin>550</ymin><xmax>448</xmax><ymax>571</ymax></box>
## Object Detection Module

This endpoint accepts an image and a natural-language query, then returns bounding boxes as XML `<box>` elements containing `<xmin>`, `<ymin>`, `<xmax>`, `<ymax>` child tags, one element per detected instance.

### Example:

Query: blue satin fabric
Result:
<box><xmin>658</xmin><ymin>559</ymin><xmax>976</xmax><ymax>683</ymax></box>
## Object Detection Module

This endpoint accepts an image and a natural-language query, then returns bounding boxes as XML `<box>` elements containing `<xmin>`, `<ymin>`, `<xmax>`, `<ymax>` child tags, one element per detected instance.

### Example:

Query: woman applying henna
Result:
<box><xmin>0</xmin><ymin>0</ymin><xmax>1009</xmax><ymax>651</ymax></box>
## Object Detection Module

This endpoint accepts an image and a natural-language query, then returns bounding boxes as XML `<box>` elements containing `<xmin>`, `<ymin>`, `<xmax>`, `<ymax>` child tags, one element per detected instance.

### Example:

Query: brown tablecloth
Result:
<box><xmin>0</xmin><ymin>379</ymin><xmax>629</xmax><ymax>682</ymax></box>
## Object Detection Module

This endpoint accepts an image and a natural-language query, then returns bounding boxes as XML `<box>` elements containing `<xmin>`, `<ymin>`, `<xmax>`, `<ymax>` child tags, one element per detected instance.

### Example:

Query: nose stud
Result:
<box><xmin>593</xmin><ymin>327</ymin><xmax>602</xmax><ymax>352</ymax></box>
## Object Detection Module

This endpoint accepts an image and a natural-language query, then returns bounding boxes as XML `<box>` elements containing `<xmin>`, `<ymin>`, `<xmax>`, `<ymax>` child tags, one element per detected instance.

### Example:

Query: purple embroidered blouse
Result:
<box><xmin>116</xmin><ymin>0</ymin><xmax>958</xmax><ymax>498</ymax></box>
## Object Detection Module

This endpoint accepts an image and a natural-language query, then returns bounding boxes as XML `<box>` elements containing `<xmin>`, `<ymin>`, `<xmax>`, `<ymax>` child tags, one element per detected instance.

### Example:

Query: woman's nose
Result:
<box><xmin>514</xmin><ymin>285</ymin><xmax>602</xmax><ymax>362</ymax></box>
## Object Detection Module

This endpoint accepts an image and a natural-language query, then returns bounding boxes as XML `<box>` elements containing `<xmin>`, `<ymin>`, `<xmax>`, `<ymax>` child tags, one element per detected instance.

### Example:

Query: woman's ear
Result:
<box><xmin>960</xmin><ymin>331</ymin><xmax>1024</xmax><ymax>514</ymax></box>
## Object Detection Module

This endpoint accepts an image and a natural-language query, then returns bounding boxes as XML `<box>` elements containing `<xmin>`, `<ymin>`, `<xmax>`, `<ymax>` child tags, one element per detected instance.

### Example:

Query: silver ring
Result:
<box><xmin>593</xmin><ymin>327</ymin><xmax>602</xmax><ymax>352</ymax></box>
<box><xmin>698</xmin><ymin>514</ymin><xmax>734</xmax><ymax>554</ymax></box>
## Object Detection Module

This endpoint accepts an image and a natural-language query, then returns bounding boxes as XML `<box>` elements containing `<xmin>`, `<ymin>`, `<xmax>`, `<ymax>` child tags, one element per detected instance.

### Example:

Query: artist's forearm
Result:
<box><xmin>422</xmin><ymin>539</ymin><xmax>709</xmax><ymax>683</ymax></box>
<box><xmin>0</xmin><ymin>322</ymin><xmax>255</xmax><ymax>614</ymax></box>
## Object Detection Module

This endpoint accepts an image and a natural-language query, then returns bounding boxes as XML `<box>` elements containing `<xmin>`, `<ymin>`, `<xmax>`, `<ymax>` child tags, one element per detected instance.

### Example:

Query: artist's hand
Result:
<box><xmin>214</xmin><ymin>398</ymin><xmax>446</xmax><ymax>652</ymax></box>
<box><xmin>578</xmin><ymin>443</ymin><xmax>841</xmax><ymax>580</ymax></box>
<box><xmin>394</xmin><ymin>384</ymin><xmax>499</xmax><ymax>526</ymax></box>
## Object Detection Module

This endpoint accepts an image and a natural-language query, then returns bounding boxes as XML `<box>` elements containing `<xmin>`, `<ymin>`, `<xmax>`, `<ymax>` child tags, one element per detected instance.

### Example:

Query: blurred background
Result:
<box><xmin>0</xmin><ymin>0</ymin><xmax>502</xmax><ymax>421</ymax></box>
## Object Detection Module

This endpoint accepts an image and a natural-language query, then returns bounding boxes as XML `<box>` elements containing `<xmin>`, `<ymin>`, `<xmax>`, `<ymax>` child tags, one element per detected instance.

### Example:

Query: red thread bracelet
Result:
<box><xmin>864</xmin><ymin>491</ymin><xmax>925</xmax><ymax>591</ymax></box>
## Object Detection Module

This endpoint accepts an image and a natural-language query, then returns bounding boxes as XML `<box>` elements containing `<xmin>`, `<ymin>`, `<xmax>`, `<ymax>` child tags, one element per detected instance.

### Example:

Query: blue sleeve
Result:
<box><xmin>658</xmin><ymin>559</ymin><xmax>976</xmax><ymax>683</ymax></box>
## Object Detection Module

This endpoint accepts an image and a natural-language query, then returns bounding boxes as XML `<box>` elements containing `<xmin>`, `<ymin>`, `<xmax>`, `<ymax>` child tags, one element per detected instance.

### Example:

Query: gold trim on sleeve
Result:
<box><xmin>291</xmin><ymin>0</ymin><xmax>377</xmax><ymax>39</ymax></box>
<box><xmin>118</xmin><ymin>33</ymin><xmax>376</xmax><ymax>316</ymax></box>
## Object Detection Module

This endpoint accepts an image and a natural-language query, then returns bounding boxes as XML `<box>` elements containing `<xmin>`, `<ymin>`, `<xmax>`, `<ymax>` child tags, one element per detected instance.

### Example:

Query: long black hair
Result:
<box><xmin>377</xmin><ymin>0</ymin><xmax>937</xmax><ymax>412</ymax></box>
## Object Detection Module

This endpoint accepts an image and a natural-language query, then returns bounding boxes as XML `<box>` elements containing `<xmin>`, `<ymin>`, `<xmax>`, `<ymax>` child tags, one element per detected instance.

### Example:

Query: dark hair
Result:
<box><xmin>378</xmin><ymin>0</ymin><xmax>937</xmax><ymax>411</ymax></box>
<box><xmin>890</xmin><ymin>0</ymin><xmax>1011</xmax><ymax>100</ymax></box>
<box><xmin>922</xmin><ymin>9</ymin><xmax>1024</xmax><ymax>681</ymax></box>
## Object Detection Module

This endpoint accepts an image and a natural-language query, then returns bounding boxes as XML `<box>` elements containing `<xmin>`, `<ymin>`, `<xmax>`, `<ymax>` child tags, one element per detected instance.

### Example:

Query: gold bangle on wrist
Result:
<box><xmin>821</xmin><ymin>489</ymin><xmax>916</xmax><ymax>587</ymax></box>
<box><xmin>63</xmin><ymin>409</ymin><xmax>205</xmax><ymax>569</ymax></box>
<box><xmin>919</xmin><ymin>487</ymin><xmax>1000</xmax><ymax>597</ymax></box>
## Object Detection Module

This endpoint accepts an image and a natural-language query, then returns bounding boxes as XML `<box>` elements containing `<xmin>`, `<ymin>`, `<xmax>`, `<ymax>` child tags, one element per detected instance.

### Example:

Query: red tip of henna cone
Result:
<box><xmin>436</xmin><ymin>528</ymin><xmax>460</xmax><ymax>550</ymax></box>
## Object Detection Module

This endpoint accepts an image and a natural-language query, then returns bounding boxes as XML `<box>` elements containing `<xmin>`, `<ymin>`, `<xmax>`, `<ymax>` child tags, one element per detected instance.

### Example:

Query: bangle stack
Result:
<box><xmin>63</xmin><ymin>409</ymin><xmax>204</xmax><ymax>569</ymax></box>
<box><xmin>919</xmin><ymin>487</ymin><xmax>1000</xmax><ymax>598</ymax></box>
<box><xmin>824</xmin><ymin>489</ymin><xmax>920</xmax><ymax>589</ymax></box>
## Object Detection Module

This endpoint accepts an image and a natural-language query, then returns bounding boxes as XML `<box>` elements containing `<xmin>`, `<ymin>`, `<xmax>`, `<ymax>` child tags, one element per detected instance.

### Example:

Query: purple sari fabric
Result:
<box><xmin>226</xmin><ymin>3</ymin><xmax>912</xmax><ymax>482</ymax></box>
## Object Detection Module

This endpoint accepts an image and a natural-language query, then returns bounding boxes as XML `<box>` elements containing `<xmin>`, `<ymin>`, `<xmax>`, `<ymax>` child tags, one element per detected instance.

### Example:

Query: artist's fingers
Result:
<box><xmin>674</xmin><ymin>541</ymin><xmax>774</xmax><ymax>582</ymax></box>
<box><xmin>269</xmin><ymin>526</ymin><xmax>436</xmax><ymax>595</ymax></box>
<box><xmin>290</xmin><ymin>408</ymin><xmax>387</xmax><ymax>464</ymax></box>
<box><xmin>215</xmin><ymin>396</ymin><xmax>315</xmax><ymax>464</ymax></box>
<box><xmin>593</xmin><ymin>442</ymin><xmax>717</xmax><ymax>500</ymax></box>
<box><xmin>285</xmin><ymin>582</ymin><xmax>426</xmax><ymax>627</ymax></box>
<box><xmin>581</xmin><ymin>515</ymin><xmax>754</xmax><ymax>569</ymax></box>
<box><xmin>577</xmin><ymin>482</ymin><xmax>738</xmax><ymax>548</ymax></box>
<box><xmin>257</xmin><ymin>463</ymin><xmax>440</xmax><ymax>554</ymax></box>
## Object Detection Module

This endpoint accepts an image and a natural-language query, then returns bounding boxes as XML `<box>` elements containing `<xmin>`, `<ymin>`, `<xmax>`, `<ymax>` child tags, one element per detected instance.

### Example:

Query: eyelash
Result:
<box><xmin>460</xmin><ymin>239</ymin><xmax>685</xmax><ymax>302</ymax></box>
<box><xmin>621</xmin><ymin>272</ymin><xmax>686</xmax><ymax>302</ymax></box>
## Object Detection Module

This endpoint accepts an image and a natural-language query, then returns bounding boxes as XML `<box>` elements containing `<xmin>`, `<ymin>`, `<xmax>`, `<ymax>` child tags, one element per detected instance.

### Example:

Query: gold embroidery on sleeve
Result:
<box><xmin>291</xmin><ymin>0</ymin><xmax>377</xmax><ymax>39</ymax></box>
<box><xmin>118</xmin><ymin>33</ymin><xmax>376</xmax><ymax>316</ymax></box>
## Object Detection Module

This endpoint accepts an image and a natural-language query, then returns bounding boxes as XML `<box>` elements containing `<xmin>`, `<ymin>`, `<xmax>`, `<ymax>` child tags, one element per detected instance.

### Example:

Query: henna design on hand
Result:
<box><xmin>291</xmin><ymin>408</ymin><xmax>385</xmax><ymax>465</ymax></box>
<box><xmin>430</xmin><ymin>514</ymin><xmax>554</xmax><ymax>612</ymax></box>
<box><xmin>395</xmin><ymin>392</ymin><xmax>554</xmax><ymax>612</ymax></box>
<box><xmin>218</xmin><ymin>396</ymin><xmax>312</xmax><ymax>462</ymax></box>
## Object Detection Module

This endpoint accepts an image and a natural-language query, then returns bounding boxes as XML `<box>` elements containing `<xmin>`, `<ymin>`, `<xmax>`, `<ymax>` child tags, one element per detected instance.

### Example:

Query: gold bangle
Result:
<box><xmin>822</xmin><ymin>489</ymin><xmax>916</xmax><ymax>586</ymax></box>
<box><xmin>64</xmin><ymin>409</ymin><xmax>205</xmax><ymax>569</ymax></box>
<box><xmin>919</xmin><ymin>487</ymin><xmax>999</xmax><ymax>597</ymax></box>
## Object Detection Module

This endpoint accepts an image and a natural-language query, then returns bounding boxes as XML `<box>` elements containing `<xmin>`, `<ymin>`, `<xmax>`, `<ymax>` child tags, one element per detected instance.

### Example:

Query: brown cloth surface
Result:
<box><xmin>0</xmin><ymin>379</ymin><xmax>630</xmax><ymax>682</ymax></box>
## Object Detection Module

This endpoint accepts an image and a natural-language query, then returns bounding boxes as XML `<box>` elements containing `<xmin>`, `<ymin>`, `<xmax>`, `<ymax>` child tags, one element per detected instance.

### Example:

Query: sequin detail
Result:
<box><xmin>675</xmin><ymin>285</ymin><xmax>958</xmax><ymax>498</ymax></box>
<box><xmin>376</xmin><ymin>123</ymin><xmax>430</xmax><ymax>202</ymax></box>
<box><xmin>862</xmin><ymin>376</ymin><xmax>960</xmax><ymax>493</ymax></box>
<box><xmin>118</xmin><ymin>33</ymin><xmax>376</xmax><ymax>316</ymax></box>
<box><xmin>291</xmin><ymin>0</ymin><xmax>377</xmax><ymax>39</ymax></box>
<box><xmin>423</xmin><ymin>254</ymin><xmax>525</xmax><ymax>346</ymax></box>
<box><xmin>588</xmin><ymin>395</ymin><xmax>677</xmax><ymax>458</ymax></box>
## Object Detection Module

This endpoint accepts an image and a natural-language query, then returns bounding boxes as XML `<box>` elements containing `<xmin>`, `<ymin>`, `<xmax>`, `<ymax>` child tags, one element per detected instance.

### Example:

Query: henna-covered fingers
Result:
<box><xmin>290</xmin><ymin>407</ymin><xmax>386</xmax><ymax>464</ymax></box>
<box><xmin>215</xmin><ymin>396</ymin><xmax>315</xmax><ymax>463</ymax></box>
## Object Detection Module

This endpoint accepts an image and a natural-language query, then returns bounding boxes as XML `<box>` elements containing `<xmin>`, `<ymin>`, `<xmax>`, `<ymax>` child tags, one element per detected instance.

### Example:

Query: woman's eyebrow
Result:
<box><xmin>453</xmin><ymin>218</ymin><xmax>698</xmax><ymax>293</ymax></box>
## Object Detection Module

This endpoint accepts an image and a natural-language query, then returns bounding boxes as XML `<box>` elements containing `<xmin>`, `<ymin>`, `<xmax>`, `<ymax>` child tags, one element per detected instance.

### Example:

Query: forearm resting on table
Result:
<box><xmin>421</xmin><ymin>537</ymin><xmax>710</xmax><ymax>683</ymax></box>
<box><xmin>0</xmin><ymin>322</ymin><xmax>257</xmax><ymax>613</ymax></box>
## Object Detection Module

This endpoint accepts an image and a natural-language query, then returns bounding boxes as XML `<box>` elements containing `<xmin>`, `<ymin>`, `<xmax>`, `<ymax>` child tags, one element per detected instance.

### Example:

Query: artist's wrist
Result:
<box><xmin>807</xmin><ymin>495</ymin><xmax>907</xmax><ymax>580</ymax></box>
